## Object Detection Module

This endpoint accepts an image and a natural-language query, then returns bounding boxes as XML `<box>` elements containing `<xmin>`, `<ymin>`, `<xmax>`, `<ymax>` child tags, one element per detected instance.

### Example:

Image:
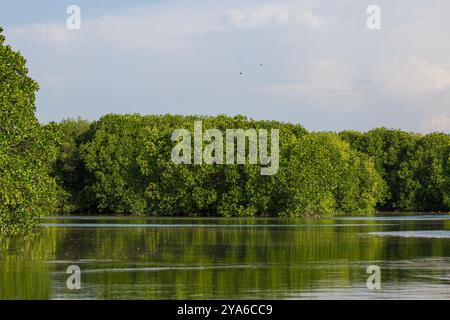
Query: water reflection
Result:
<box><xmin>370</xmin><ymin>231</ymin><xmax>450</xmax><ymax>238</ymax></box>
<box><xmin>1</xmin><ymin>215</ymin><xmax>449</xmax><ymax>299</ymax></box>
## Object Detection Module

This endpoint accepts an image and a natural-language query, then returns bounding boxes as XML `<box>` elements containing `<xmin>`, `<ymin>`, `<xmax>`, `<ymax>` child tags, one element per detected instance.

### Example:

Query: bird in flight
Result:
<box><xmin>240</xmin><ymin>64</ymin><xmax>263</xmax><ymax>75</ymax></box>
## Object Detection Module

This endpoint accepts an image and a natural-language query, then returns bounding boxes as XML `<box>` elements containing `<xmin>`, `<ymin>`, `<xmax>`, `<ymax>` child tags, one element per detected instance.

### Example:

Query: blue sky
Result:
<box><xmin>1</xmin><ymin>0</ymin><xmax>450</xmax><ymax>132</ymax></box>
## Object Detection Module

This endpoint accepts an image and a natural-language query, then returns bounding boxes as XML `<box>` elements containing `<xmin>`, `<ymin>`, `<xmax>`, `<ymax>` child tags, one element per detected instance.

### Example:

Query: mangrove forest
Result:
<box><xmin>1</xmin><ymin>26</ymin><xmax>450</xmax><ymax>234</ymax></box>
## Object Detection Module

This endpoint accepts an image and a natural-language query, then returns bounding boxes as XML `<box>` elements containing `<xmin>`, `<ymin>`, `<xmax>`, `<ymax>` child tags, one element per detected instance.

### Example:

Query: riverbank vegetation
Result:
<box><xmin>52</xmin><ymin>117</ymin><xmax>450</xmax><ymax>218</ymax></box>
<box><xmin>1</xmin><ymin>27</ymin><xmax>450</xmax><ymax>233</ymax></box>
<box><xmin>0</xmin><ymin>27</ymin><xmax>58</xmax><ymax>234</ymax></box>
<box><xmin>55</xmin><ymin>115</ymin><xmax>384</xmax><ymax>217</ymax></box>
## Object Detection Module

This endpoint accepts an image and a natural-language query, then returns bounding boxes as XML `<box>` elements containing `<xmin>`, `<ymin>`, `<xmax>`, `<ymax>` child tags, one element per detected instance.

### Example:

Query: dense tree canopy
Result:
<box><xmin>2</xmin><ymin>25</ymin><xmax>450</xmax><ymax>232</ymax></box>
<box><xmin>51</xmin><ymin>116</ymin><xmax>450</xmax><ymax>216</ymax></box>
<box><xmin>53</xmin><ymin>118</ymin><xmax>92</xmax><ymax>213</ymax></box>
<box><xmin>405</xmin><ymin>133</ymin><xmax>450</xmax><ymax>211</ymax></box>
<box><xmin>0</xmin><ymin>27</ymin><xmax>59</xmax><ymax>233</ymax></box>
<box><xmin>54</xmin><ymin>114</ymin><xmax>385</xmax><ymax>217</ymax></box>
<box><xmin>340</xmin><ymin>129</ymin><xmax>450</xmax><ymax>212</ymax></box>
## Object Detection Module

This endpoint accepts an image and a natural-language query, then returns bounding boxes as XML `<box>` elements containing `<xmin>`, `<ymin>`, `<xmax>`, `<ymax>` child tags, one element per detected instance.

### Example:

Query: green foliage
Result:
<box><xmin>73</xmin><ymin>114</ymin><xmax>384</xmax><ymax>216</ymax></box>
<box><xmin>3</xmin><ymin>26</ymin><xmax>449</xmax><ymax>222</ymax></box>
<box><xmin>340</xmin><ymin>128</ymin><xmax>450</xmax><ymax>212</ymax></box>
<box><xmin>52</xmin><ymin>118</ymin><xmax>93</xmax><ymax>213</ymax></box>
<box><xmin>404</xmin><ymin>133</ymin><xmax>450</xmax><ymax>211</ymax></box>
<box><xmin>0</xmin><ymin>27</ymin><xmax>59</xmax><ymax>234</ymax></box>
<box><xmin>276</xmin><ymin>133</ymin><xmax>385</xmax><ymax>216</ymax></box>
<box><xmin>340</xmin><ymin>128</ymin><xmax>419</xmax><ymax>210</ymax></box>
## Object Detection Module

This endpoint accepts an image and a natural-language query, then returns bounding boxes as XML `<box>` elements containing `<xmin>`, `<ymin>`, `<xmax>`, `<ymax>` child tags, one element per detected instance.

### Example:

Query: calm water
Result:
<box><xmin>1</xmin><ymin>214</ymin><xmax>449</xmax><ymax>299</ymax></box>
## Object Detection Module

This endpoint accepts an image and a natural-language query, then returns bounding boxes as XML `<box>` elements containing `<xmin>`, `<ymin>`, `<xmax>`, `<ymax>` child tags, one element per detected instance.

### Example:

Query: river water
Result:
<box><xmin>1</xmin><ymin>214</ymin><xmax>449</xmax><ymax>299</ymax></box>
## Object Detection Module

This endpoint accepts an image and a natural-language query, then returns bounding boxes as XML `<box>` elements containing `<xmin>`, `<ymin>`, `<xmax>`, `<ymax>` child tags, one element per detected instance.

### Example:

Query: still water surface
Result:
<box><xmin>1</xmin><ymin>214</ymin><xmax>449</xmax><ymax>299</ymax></box>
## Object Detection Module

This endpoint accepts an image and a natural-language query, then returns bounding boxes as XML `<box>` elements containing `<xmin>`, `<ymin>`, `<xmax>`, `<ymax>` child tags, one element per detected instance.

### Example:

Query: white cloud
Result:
<box><xmin>10</xmin><ymin>23</ymin><xmax>73</xmax><ymax>44</ymax></box>
<box><xmin>378</xmin><ymin>57</ymin><xmax>450</xmax><ymax>93</ymax></box>
<box><xmin>227</xmin><ymin>4</ymin><xmax>322</xmax><ymax>29</ymax></box>
<box><xmin>421</xmin><ymin>115</ymin><xmax>450</xmax><ymax>133</ymax></box>
<box><xmin>8</xmin><ymin>4</ymin><xmax>227</xmax><ymax>51</ymax></box>
<box><xmin>4</xmin><ymin>0</ymin><xmax>450</xmax><ymax>133</ymax></box>
<box><xmin>8</xmin><ymin>2</ymin><xmax>322</xmax><ymax>52</ymax></box>
<box><xmin>253</xmin><ymin>59</ymin><xmax>363</xmax><ymax>108</ymax></box>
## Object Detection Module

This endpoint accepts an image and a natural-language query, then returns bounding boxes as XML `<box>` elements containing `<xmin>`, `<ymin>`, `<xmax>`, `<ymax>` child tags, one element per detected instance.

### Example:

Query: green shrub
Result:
<box><xmin>0</xmin><ymin>27</ymin><xmax>59</xmax><ymax>233</ymax></box>
<box><xmin>77</xmin><ymin>114</ymin><xmax>384</xmax><ymax>216</ymax></box>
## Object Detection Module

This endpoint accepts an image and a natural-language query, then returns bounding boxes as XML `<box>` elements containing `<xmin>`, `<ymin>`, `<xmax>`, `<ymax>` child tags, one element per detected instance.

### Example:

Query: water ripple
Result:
<box><xmin>369</xmin><ymin>230</ymin><xmax>450</xmax><ymax>239</ymax></box>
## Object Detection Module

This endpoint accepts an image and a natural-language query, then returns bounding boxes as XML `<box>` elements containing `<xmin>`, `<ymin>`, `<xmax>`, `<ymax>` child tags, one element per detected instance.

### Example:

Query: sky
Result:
<box><xmin>1</xmin><ymin>0</ymin><xmax>450</xmax><ymax>133</ymax></box>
